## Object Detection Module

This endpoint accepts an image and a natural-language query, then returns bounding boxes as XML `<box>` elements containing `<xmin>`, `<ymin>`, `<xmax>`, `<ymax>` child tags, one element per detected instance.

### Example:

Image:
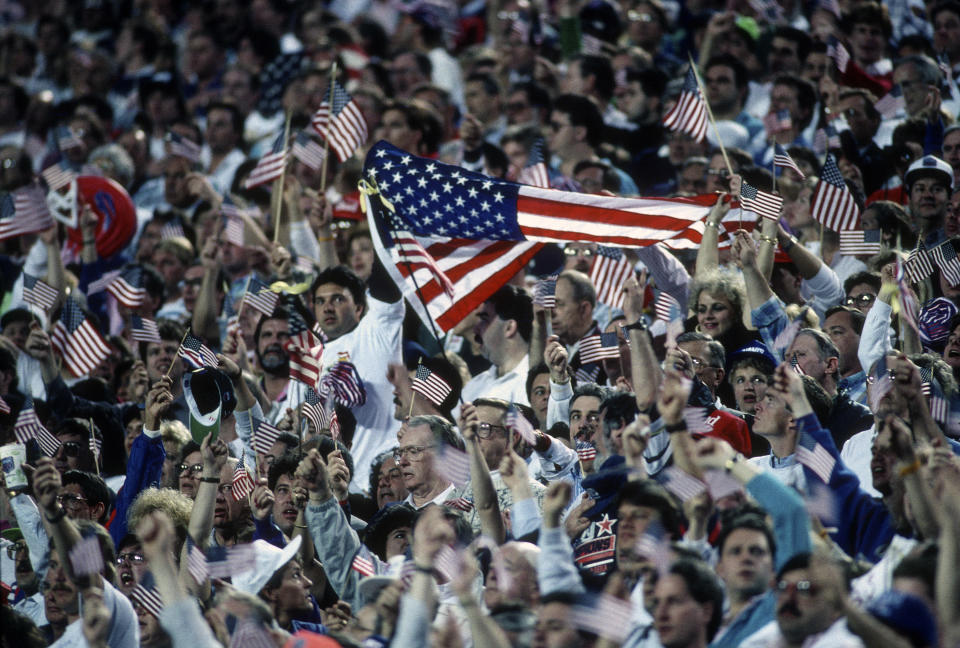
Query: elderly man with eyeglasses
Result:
<box><xmin>394</xmin><ymin>415</ymin><xmax>463</xmax><ymax>510</ymax></box>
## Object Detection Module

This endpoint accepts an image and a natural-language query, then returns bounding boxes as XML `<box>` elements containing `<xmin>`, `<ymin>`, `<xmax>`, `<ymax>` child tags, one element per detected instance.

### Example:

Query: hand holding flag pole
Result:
<box><xmin>272</xmin><ymin>111</ymin><xmax>293</xmax><ymax>244</ymax></box>
<box><xmin>236</xmin><ymin>275</ymin><xmax>253</xmax><ymax>323</ymax></box>
<box><xmin>165</xmin><ymin>329</ymin><xmax>191</xmax><ymax>379</ymax></box>
<box><xmin>319</xmin><ymin>63</ymin><xmax>338</xmax><ymax>195</ymax></box>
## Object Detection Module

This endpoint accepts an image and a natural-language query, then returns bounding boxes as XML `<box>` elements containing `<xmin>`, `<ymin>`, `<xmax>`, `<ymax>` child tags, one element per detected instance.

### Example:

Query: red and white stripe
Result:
<box><xmin>51</xmin><ymin>320</ymin><xmax>111</xmax><ymax>376</ymax></box>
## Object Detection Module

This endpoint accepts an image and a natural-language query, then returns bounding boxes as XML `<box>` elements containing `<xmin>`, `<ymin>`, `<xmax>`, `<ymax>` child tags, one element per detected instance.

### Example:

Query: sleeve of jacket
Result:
<box><xmin>109</xmin><ymin>431</ymin><xmax>166</xmax><ymax>547</ymax></box>
<box><xmin>537</xmin><ymin>526</ymin><xmax>586</xmax><ymax>596</ymax></box>
<box><xmin>794</xmin><ymin>413</ymin><xmax>894</xmax><ymax>563</ymax></box>
<box><xmin>744</xmin><ymin>471</ymin><xmax>811</xmax><ymax>572</ymax></box>
<box><xmin>305</xmin><ymin>497</ymin><xmax>365</xmax><ymax>605</ymax></box>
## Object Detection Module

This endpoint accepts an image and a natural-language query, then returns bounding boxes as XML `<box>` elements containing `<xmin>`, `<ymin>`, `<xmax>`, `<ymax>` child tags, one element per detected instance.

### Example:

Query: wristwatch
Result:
<box><xmin>623</xmin><ymin>319</ymin><xmax>648</xmax><ymax>332</ymax></box>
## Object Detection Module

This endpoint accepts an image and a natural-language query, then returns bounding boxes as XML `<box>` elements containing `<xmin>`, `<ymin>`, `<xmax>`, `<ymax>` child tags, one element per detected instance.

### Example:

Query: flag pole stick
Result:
<box><xmin>687</xmin><ymin>55</ymin><xmax>737</xmax><ymax>226</ymax></box>
<box><xmin>236</xmin><ymin>275</ymin><xmax>253</xmax><ymax>323</ymax></box>
<box><xmin>688</xmin><ymin>56</ymin><xmax>732</xmax><ymax>176</ymax></box>
<box><xmin>319</xmin><ymin>63</ymin><xmax>338</xmax><ymax>196</ymax></box>
<box><xmin>273</xmin><ymin>111</ymin><xmax>293</xmax><ymax>244</ymax></box>
<box><xmin>166</xmin><ymin>328</ymin><xmax>190</xmax><ymax>379</ymax></box>
<box><xmin>89</xmin><ymin>419</ymin><xmax>99</xmax><ymax>477</ymax></box>
<box><xmin>771</xmin><ymin>154</ymin><xmax>776</xmax><ymax>193</ymax></box>
<box><xmin>409</xmin><ymin>357</ymin><xmax>421</xmax><ymax>419</ymax></box>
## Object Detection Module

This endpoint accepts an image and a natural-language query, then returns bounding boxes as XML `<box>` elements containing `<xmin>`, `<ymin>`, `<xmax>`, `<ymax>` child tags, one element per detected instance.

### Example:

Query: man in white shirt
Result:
<box><xmin>311</xmin><ymin>265</ymin><xmax>403</xmax><ymax>490</ymax></box>
<box><xmin>461</xmin><ymin>285</ymin><xmax>533</xmax><ymax>408</ymax></box>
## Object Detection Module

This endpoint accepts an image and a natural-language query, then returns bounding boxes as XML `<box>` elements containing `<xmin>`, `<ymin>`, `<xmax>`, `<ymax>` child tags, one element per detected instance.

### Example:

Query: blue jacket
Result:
<box><xmin>795</xmin><ymin>413</ymin><xmax>896</xmax><ymax>564</ymax></box>
<box><xmin>109</xmin><ymin>432</ymin><xmax>165</xmax><ymax>547</ymax></box>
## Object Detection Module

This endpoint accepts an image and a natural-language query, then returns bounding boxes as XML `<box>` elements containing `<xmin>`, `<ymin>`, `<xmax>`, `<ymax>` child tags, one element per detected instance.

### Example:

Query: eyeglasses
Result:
<box><xmin>116</xmin><ymin>552</ymin><xmax>144</xmax><ymax>565</ymax></box>
<box><xmin>56</xmin><ymin>493</ymin><xmax>88</xmax><ymax>508</ymax></box>
<box><xmin>866</xmin><ymin>369</ymin><xmax>896</xmax><ymax>384</ymax></box>
<box><xmin>627</xmin><ymin>10</ymin><xmax>655</xmax><ymax>22</ymax></box>
<box><xmin>5</xmin><ymin>541</ymin><xmax>27</xmax><ymax>559</ymax></box>
<box><xmin>393</xmin><ymin>445</ymin><xmax>435</xmax><ymax>461</ymax></box>
<box><xmin>563</xmin><ymin>247</ymin><xmax>595</xmax><ymax>257</ymax></box>
<box><xmin>178</xmin><ymin>463</ymin><xmax>204</xmax><ymax>475</ymax></box>
<box><xmin>476</xmin><ymin>422</ymin><xmax>507</xmax><ymax>439</ymax></box>
<box><xmin>844</xmin><ymin>293</ymin><xmax>876</xmax><ymax>306</ymax></box>
<box><xmin>689</xmin><ymin>357</ymin><xmax>721</xmax><ymax>371</ymax></box>
<box><xmin>775</xmin><ymin>579</ymin><xmax>819</xmax><ymax>598</ymax></box>
<box><xmin>59</xmin><ymin>441</ymin><xmax>83</xmax><ymax>458</ymax></box>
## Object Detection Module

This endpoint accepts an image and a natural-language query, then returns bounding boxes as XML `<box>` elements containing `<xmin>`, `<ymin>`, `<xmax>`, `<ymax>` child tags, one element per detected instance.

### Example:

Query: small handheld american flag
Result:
<box><xmin>662</xmin><ymin>67</ymin><xmax>708</xmax><ymax>142</ymax></box>
<box><xmin>411</xmin><ymin>363</ymin><xmax>453</xmax><ymax>407</ymax></box>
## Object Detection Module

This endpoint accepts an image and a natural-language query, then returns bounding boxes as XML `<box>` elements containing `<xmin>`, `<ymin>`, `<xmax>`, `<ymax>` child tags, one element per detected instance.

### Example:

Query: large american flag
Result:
<box><xmin>50</xmin><ymin>299</ymin><xmax>111</xmax><ymax>376</ymax></box>
<box><xmin>662</xmin><ymin>67</ymin><xmax>708</xmax><ymax>142</ymax></box>
<box><xmin>363</xmin><ymin>141</ymin><xmax>718</xmax><ymax>334</ymax></box>
<box><xmin>739</xmin><ymin>181</ymin><xmax>783</xmax><ymax>222</ymax></box>
<box><xmin>811</xmin><ymin>154</ymin><xmax>859</xmax><ymax>232</ymax></box>
<box><xmin>106</xmin><ymin>265</ymin><xmax>147</xmax><ymax>308</ymax></box>
<box><xmin>14</xmin><ymin>396</ymin><xmax>61</xmax><ymax>456</ymax></box>
<box><xmin>243</xmin><ymin>131</ymin><xmax>287</xmax><ymax>189</ymax></box>
<box><xmin>773</xmin><ymin>143</ymin><xmax>805</xmax><ymax>178</ymax></box>
<box><xmin>0</xmin><ymin>185</ymin><xmax>55</xmax><ymax>241</ymax></box>
<box><xmin>516</xmin><ymin>137</ymin><xmax>550</xmax><ymax>188</ymax></box>
<box><xmin>22</xmin><ymin>274</ymin><xmax>58</xmax><ymax>311</ymax></box>
<box><xmin>311</xmin><ymin>80</ymin><xmax>368</xmax><ymax>162</ymax></box>
<box><xmin>589</xmin><ymin>246</ymin><xmax>634</xmax><ymax>310</ymax></box>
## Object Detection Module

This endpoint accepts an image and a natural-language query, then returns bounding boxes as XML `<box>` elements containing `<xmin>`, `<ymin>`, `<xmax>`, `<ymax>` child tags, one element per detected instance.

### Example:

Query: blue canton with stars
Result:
<box><xmin>364</xmin><ymin>141</ymin><xmax>525</xmax><ymax>240</ymax></box>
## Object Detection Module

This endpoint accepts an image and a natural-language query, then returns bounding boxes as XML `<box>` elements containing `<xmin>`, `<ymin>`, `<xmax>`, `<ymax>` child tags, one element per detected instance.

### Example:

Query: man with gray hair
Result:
<box><xmin>550</xmin><ymin>269</ymin><xmax>609</xmax><ymax>385</ymax></box>
<box><xmin>395</xmin><ymin>415</ymin><xmax>463</xmax><ymax>509</ymax></box>
<box><xmin>786</xmin><ymin>329</ymin><xmax>872</xmax><ymax>445</ymax></box>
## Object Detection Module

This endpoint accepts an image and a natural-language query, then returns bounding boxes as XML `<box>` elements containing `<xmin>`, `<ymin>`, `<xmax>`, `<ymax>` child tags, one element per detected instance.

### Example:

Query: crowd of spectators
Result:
<box><xmin>1</xmin><ymin>0</ymin><xmax>960</xmax><ymax>648</ymax></box>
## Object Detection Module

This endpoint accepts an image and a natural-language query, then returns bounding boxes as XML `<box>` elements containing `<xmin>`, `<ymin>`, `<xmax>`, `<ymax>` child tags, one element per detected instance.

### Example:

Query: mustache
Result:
<box><xmin>778</xmin><ymin>603</ymin><xmax>800</xmax><ymax>617</ymax></box>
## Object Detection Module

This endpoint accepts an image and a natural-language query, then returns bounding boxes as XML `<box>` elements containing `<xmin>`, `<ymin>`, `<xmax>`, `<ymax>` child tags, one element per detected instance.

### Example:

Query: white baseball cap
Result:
<box><xmin>905</xmin><ymin>155</ymin><xmax>954</xmax><ymax>190</ymax></box>
<box><xmin>232</xmin><ymin>536</ymin><xmax>303</xmax><ymax>595</ymax></box>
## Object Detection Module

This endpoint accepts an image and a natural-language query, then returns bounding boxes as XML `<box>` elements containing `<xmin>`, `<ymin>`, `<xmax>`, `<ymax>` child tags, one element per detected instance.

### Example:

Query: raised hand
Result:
<box><xmin>295</xmin><ymin>449</ymin><xmax>330</xmax><ymax>500</ymax></box>
<box><xmin>326</xmin><ymin>449</ymin><xmax>351</xmax><ymax>501</ymax></box>
<box><xmin>249</xmin><ymin>478</ymin><xmax>275</xmax><ymax>521</ymax></box>
<box><xmin>144</xmin><ymin>376</ymin><xmax>173</xmax><ymax>429</ymax></box>
<box><xmin>542</xmin><ymin>480</ymin><xmax>572</xmax><ymax>529</ymax></box>
<box><xmin>545</xmin><ymin>335</ymin><xmax>569</xmax><ymax>383</ymax></box>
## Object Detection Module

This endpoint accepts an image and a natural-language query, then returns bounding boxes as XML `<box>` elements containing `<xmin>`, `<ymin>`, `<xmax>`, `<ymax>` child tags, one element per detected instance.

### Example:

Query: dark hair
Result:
<box><xmin>601</xmin><ymin>391</ymin><xmax>638</xmax><ymax>429</ymax></box>
<box><xmin>206</xmin><ymin>101</ymin><xmax>244</xmax><ymax>137</ymax></box>
<box><xmin>615</xmin><ymin>480</ymin><xmax>681</xmax><ymax>538</ymax></box>
<box><xmin>839</xmin><ymin>88</ymin><xmax>881</xmax><ymax>122</ymax></box>
<box><xmin>139</xmin><ymin>318</ymin><xmax>185</xmax><ymax>362</ymax></box>
<box><xmin>466</xmin><ymin>71</ymin><xmax>501</xmax><ymax>97</ymax></box>
<box><xmin>576</xmin><ymin>55</ymin><xmax>616</xmax><ymax>101</ymax></box>
<box><xmin>178</xmin><ymin>440</ymin><xmax>201</xmax><ymax>465</ymax></box>
<box><xmin>311</xmin><ymin>265</ymin><xmax>367</xmax><ymax>311</ymax></box>
<box><xmin>771</xmin><ymin>75</ymin><xmax>817</xmax><ymax>126</ymax></box>
<box><xmin>844</xmin><ymin>271</ymin><xmax>882</xmax><ymax>295</ymax></box>
<box><xmin>62</xmin><ymin>470</ymin><xmax>112</xmax><ymax>524</ymax></box>
<box><xmin>626</xmin><ymin>67</ymin><xmax>668</xmax><ymax>101</ymax></box>
<box><xmin>487</xmin><ymin>285</ymin><xmax>534</xmax><ymax>343</ymax></box>
<box><xmin>508</xmin><ymin>81</ymin><xmax>551</xmax><ymax>115</ymax></box>
<box><xmin>0</xmin><ymin>605</ymin><xmax>47</xmax><ymax>648</ymax></box>
<box><xmin>825</xmin><ymin>305</ymin><xmax>866</xmax><ymax>336</ymax></box>
<box><xmin>552</xmin><ymin>94</ymin><xmax>604</xmax><ymax>149</ymax></box>
<box><xmin>669</xmin><ymin>558</ymin><xmax>726</xmax><ymax>641</ymax></box>
<box><xmin>363</xmin><ymin>502</ymin><xmax>417</xmax><ymax>560</ymax></box>
<box><xmin>717</xmin><ymin>512</ymin><xmax>777</xmax><ymax>563</ymax></box>
<box><xmin>772</xmin><ymin>26</ymin><xmax>812</xmax><ymax>63</ymax></box>
<box><xmin>798</xmin><ymin>375</ymin><xmax>834</xmax><ymax>426</ymax></box>
<box><xmin>254</xmin><ymin>306</ymin><xmax>288</xmax><ymax>344</ymax></box>
<box><xmin>267</xmin><ymin>450</ymin><xmax>303</xmax><ymax>491</ymax></box>
<box><xmin>0</xmin><ymin>307</ymin><xmax>39</xmax><ymax>330</ymax></box>
<box><xmin>317</xmin><ymin>436</ymin><xmax>355</xmax><ymax>481</ymax></box>
<box><xmin>368</xmin><ymin>449</ymin><xmax>397</xmax><ymax>497</ymax></box>
<box><xmin>705</xmin><ymin>53</ymin><xmax>748</xmax><ymax>90</ymax></box>
<box><xmin>472</xmin><ymin>397</ymin><xmax>510</xmax><ymax>422</ymax></box>
<box><xmin>525</xmin><ymin>362</ymin><xmax>550</xmax><ymax>403</ymax></box>
<box><xmin>891</xmin><ymin>542</ymin><xmax>938</xmax><ymax>600</ymax></box>
<box><xmin>842</xmin><ymin>1</ymin><xmax>893</xmax><ymax>39</ymax></box>
<box><xmin>572</xmin><ymin>159</ymin><xmax>620</xmax><ymax>193</ymax></box>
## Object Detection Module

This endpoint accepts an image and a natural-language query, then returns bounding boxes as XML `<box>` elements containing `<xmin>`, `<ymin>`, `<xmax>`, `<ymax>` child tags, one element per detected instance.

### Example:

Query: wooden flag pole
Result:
<box><xmin>89</xmin><ymin>419</ymin><xmax>99</xmax><ymax>477</ymax></box>
<box><xmin>409</xmin><ymin>356</ymin><xmax>422</xmax><ymax>419</ymax></box>
<box><xmin>272</xmin><ymin>111</ymin><xmax>293</xmax><ymax>244</ymax></box>
<box><xmin>319</xmin><ymin>62</ymin><xmax>338</xmax><ymax>196</ymax></box>
<box><xmin>236</xmin><ymin>275</ymin><xmax>253</xmax><ymax>323</ymax></box>
<box><xmin>688</xmin><ymin>55</ymin><xmax>733</xmax><ymax>177</ymax></box>
<box><xmin>165</xmin><ymin>328</ymin><xmax>190</xmax><ymax>379</ymax></box>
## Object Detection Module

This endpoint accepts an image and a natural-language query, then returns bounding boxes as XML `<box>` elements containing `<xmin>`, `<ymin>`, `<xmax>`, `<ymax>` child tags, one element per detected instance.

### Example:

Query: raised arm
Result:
<box><xmin>193</xmin><ymin>235</ymin><xmax>224</xmax><ymax>344</ymax></box>
<box><xmin>695</xmin><ymin>197</ymin><xmax>730</xmax><ymax>275</ymax></box>
<box><xmin>186</xmin><ymin>434</ymin><xmax>228</xmax><ymax>550</ymax></box>
<box><xmin>459</xmin><ymin>402</ymin><xmax>506</xmax><ymax>544</ymax></box>
<box><xmin>623</xmin><ymin>276</ymin><xmax>660</xmax><ymax>412</ymax></box>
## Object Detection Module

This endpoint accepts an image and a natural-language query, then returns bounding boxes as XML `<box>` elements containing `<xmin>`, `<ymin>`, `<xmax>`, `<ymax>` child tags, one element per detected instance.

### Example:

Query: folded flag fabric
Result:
<box><xmin>533</xmin><ymin>275</ymin><xmax>557</xmax><ymax>308</ymax></box>
<box><xmin>319</xmin><ymin>361</ymin><xmax>366</xmax><ymax>406</ymax></box>
<box><xmin>243</xmin><ymin>131</ymin><xmax>287</xmax><ymax>189</ymax></box>
<box><xmin>773</xmin><ymin>143</ymin><xmax>805</xmax><ymax>178</ymax></box>
<box><xmin>106</xmin><ymin>265</ymin><xmax>147</xmax><ymax>308</ymax></box>
<box><xmin>662</xmin><ymin>67</ymin><xmax>708</xmax><ymax>142</ymax></box>
<box><xmin>178</xmin><ymin>332</ymin><xmax>218</xmax><ymax>369</ymax></box>
<box><xmin>13</xmin><ymin>396</ymin><xmax>60</xmax><ymax>456</ymax></box>
<box><xmin>589</xmin><ymin>246</ymin><xmax>633</xmax><ymax>310</ymax></box>
<box><xmin>231</xmin><ymin>452</ymin><xmax>256</xmax><ymax>501</ymax></box>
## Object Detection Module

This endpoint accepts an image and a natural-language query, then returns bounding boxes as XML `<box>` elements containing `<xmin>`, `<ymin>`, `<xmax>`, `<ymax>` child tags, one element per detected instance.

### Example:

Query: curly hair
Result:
<box><xmin>127</xmin><ymin>488</ymin><xmax>193</xmax><ymax>551</ymax></box>
<box><xmin>688</xmin><ymin>268</ymin><xmax>747</xmax><ymax>326</ymax></box>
